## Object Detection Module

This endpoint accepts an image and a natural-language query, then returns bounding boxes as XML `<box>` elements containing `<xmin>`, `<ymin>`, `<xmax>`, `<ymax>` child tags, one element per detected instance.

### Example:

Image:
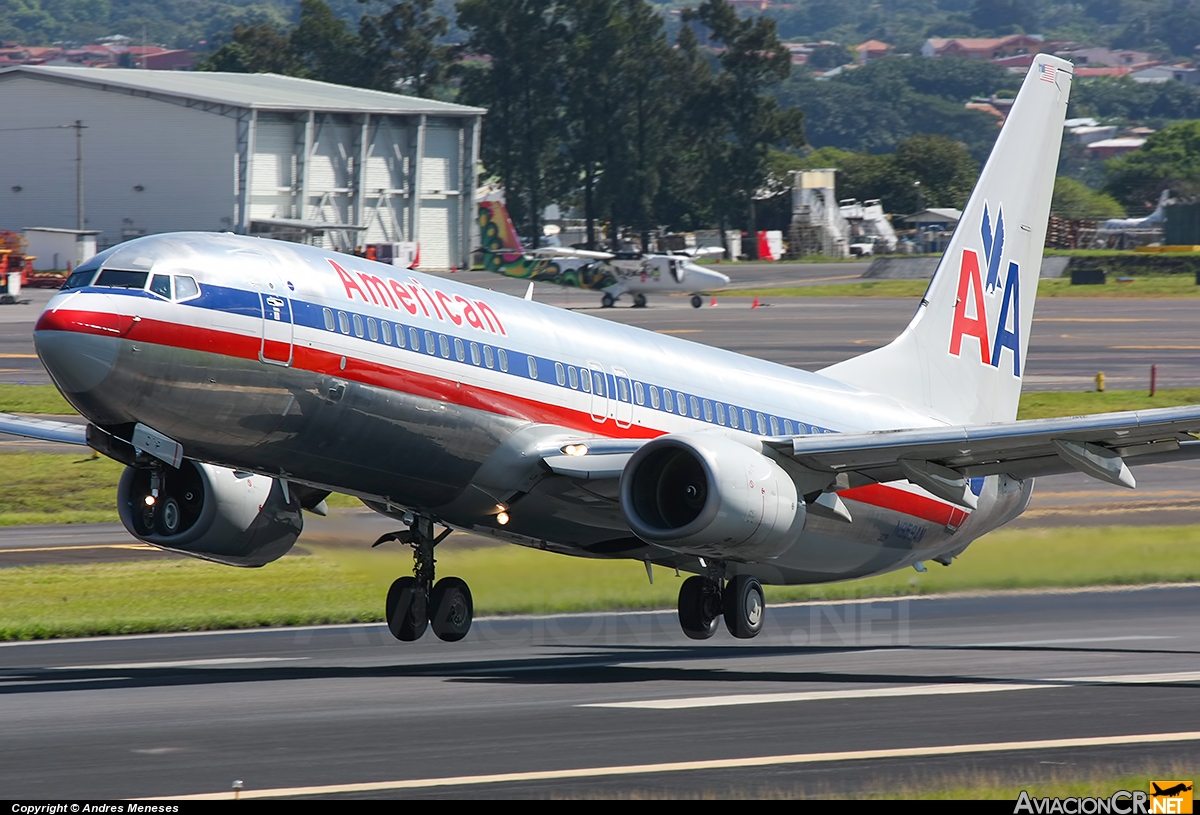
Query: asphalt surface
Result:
<box><xmin>0</xmin><ymin>586</ymin><xmax>1196</xmax><ymax>799</ymax></box>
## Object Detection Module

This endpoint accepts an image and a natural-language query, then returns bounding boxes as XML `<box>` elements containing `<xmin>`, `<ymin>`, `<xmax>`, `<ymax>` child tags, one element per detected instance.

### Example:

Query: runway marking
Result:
<box><xmin>1109</xmin><ymin>345</ymin><xmax>1200</xmax><ymax>350</ymax></box>
<box><xmin>0</xmin><ymin>676</ymin><xmax>132</xmax><ymax>687</ymax></box>
<box><xmin>971</xmin><ymin>635</ymin><xmax>1174</xmax><ymax>647</ymax></box>
<box><xmin>0</xmin><ymin>543</ymin><xmax>155</xmax><ymax>554</ymax></box>
<box><xmin>0</xmin><ymin>353</ymin><xmax>38</xmax><ymax>358</ymax></box>
<box><xmin>655</xmin><ymin>329</ymin><xmax>702</xmax><ymax>334</ymax></box>
<box><xmin>50</xmin><ymin>657</ymin><xmax>308</xmax><ymax>671</ymax></box>
<box><xmin>581</xmin><ymin>669</ymin><xmax>1200</xmax><ymax>710</ymax></box>
<box><xmin>153</xmin><ymin>731</ymin><xmax>1200</xmax><ymax>799</ymax></box>
<box><xmin>1033</xmin><ymin>318</ymin><xmax>1165</xmax><ymax>323</ymax></box>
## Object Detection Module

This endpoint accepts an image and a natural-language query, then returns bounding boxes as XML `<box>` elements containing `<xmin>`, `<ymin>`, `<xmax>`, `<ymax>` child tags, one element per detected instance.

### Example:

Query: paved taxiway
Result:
<box><xmin>0</xmin><ymin>586</ymin><xmax>1196</xmax><ymax>798</ymax></box>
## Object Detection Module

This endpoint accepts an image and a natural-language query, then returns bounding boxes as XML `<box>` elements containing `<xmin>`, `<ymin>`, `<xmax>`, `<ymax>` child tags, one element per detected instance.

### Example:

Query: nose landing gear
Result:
<box><xmin>379</xmin><ymin>516</ymin><xmax>474</xmax><ymax>643</ymax></box>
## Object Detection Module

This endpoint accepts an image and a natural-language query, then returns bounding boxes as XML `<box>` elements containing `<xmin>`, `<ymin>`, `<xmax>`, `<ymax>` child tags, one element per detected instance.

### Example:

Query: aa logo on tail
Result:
<box><xmin>948</xmin><ymin>202</ymin><xmax>1022</xmax><ymax>376</ymax></box>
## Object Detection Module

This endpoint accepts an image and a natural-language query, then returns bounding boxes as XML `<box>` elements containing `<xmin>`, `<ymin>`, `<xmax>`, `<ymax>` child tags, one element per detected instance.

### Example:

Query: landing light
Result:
<box><xmin>561</xmin><ymin>443</ymin><xmax>589</xmax><ymax>457</ymax></box>
<box><xmin>496</xmin><ymin>511</ymin><xmax>510</xmax><ymax>526</ymax></box>
<box><xmin>144</xmin><ymin>495</ymin><xmax>156</xmax><ymax>507</ymax></box>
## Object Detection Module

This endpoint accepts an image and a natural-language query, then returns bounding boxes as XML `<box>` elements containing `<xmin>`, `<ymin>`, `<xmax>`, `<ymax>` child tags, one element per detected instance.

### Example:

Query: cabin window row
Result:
<box><xmin>319</xmin><ymin>305</ymin><xmax>825</xmax><ymax>436</ymax></box>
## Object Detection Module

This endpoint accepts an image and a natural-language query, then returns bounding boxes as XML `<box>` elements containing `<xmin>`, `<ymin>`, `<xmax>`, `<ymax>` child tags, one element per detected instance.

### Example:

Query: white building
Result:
<box><xmin>0</xmin><ymin>66</ymin><xmax>484</xmax><ymax>270</ymax></box>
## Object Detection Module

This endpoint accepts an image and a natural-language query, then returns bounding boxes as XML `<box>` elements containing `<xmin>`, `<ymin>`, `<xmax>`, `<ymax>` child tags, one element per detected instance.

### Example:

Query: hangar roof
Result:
<box><xmin>0</xmin><ymin>65</ymin><xmax>485</xmax><ymax>117</ymax></box>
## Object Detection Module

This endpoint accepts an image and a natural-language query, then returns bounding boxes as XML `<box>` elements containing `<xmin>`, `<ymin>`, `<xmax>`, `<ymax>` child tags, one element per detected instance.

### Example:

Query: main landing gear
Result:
<box><xmin>378</xmin><ymin>516</ymin><xmax>473</xmax><ymax>643</ymax></box>
<box><xmin>677</xmin><ymin>563</ymin><xmax>765</xmax><ymax>640</ymax></box>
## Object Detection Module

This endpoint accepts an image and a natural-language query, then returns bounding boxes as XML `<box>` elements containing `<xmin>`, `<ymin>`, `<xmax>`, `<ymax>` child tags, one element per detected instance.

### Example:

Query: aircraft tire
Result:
<box><xmin>156</xmin><ymin>496</ymin><xmax>182</xmax><ymax>536</ymax></box>
<box><xmin>634</xmin><ymin>293</ymin><xmax>646</xmax><ymax>308</ymax></box>
<box><xmin>430</xmin><ymin>577</ymin><xmax>473</xmax><ymax>642</ymax></box>
<box><xmin>386</xmin><ymin>576</ymin><xmax>428</xmax><ymax>641</ymax></box>
<box><xmin>723</xmin><ymin>575</ymin><xmax>765</xmax><ymax>639</ymax></box>
<box><xmin>678</xmin><ymin>575</ymin><xmax>720</xmax><ymax>640</ymax></box>
<box><xmin>602</xmin><ymin>293</ymin><xmax>615</xmax><ymax>308</ymax></box>
<box><xmin>691</xmin><ymin>295</ymin><xmax>702</xmax><ymax>308</ymax></box>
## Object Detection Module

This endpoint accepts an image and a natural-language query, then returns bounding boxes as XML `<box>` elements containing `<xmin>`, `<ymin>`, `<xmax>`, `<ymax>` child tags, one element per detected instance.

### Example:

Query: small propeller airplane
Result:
<box><xmin>477</xmin><ymin>199</ymin><xmax>731</xmax><ymax>308</ymax></box>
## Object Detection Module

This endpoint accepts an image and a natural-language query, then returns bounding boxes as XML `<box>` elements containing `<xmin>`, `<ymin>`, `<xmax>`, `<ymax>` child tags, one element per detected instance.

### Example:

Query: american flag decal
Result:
<box><xmin>1039</xmin><ymin>64</ymin><xmax>1056</xmax><ymax>83</ymax></box>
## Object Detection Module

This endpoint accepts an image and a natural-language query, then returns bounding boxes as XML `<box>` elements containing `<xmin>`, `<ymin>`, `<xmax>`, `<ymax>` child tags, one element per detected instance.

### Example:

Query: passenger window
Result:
<box><xmin>555</xmin><ymin>362</ymin><xmax>565</xmax><ymax>386</ymax></box>
<box><xmin>742</xmin><ymin>409</ymin><xmax>752</xmax><ymax>430</ymax></box>
<box><xmin>650</xmin><ymin>386</ymin><xmax>660</xmax><ymax>409</ymax></box>
<box><xmin>424</xmin><ymin>331</ymin><xmax>435</xmax><ymax>354</ymax></box>
<box><xmin>677</xmin><ymin>392</ymin><xmax>687</xmax><ymax>415</ymax></box>
<box><xmin>367</xmin><ymin>318</ymin><xmax>378</xmax><ymax>341</ymax></box>
<box><xmin>353</xmin><ymin>314</ymin><xmax>364</xmax><ymax>338</ymax></box>
<box><xmin>618</xmin><ymin>379</ymin><xmax>629</xmax><ymax>403</ymax></box>
<box><xmin>634</xmin><ymin>382</ymin><xmax>644</xmax><ymax>405</ymax></box>
<box><xmin>581</xmin><ymin>372</ymin><xmax>591</xmax><ymax>393</ymax></box>
<box><xmin>689</xmin><ymin>396</ymin><xmax>699</xmax><ymax>417</ymax></box>
<box><xmin>663</xmin><ymin>389</ymin><xmax>673</xmax><ymax>413</ymax></box>
<box><xmin>756</xmin><ymin>413</ymin><xmax>767</xmax><ymax>434</ymax></box>
<box><xmin>323</xmin><ymin>308</ymin><xmax>335</xmax><ymax>331</ymax></box>
<box><xmin>149</xmin><ymin>274</ymin><xmax>172</xmax><ymax>299</ymax></box>
<box><xmin>455</xmin><ymin>338</ymin><xmax>465</xmax><ymax>361</ymax></box>
<box><xmin>439</xmin><ymin>335</ymin><xmax>450</xmax><ymax>358</ymax></box>
<box><xmin>784</xmin><ymin>419</ymin><xmax>793</xmax><ymax>435</ymax></box>
<box><xmin>770</xmin><ymin>416</ymin><xmax>780</xmax><ymax>435</ymax></box>
<box><xmin>527</xmin><ymin>356</ymin><xmax>538</xmax><ymax>379</ymax></box>
<box><xmin>471</xmin><ymin>342</ymin><xmax>481</xmax><ymax>365</ymax></box>
<box><xmin>484</xmin><ymin>346</ymin><xmax>495</xmax><ymax>368</ymax></box>
<box><xmin>568</xmin><ymin>366</ymin><xmax>579</xmax><ymax>389</ymax></box>
<box><xmin>703</xmin><ymin>400</ymin><xmax>712</xmax><ymax>422</ymax></box>
<box><xmin>729</xmin><ymin>407</ymin><xmax>739</xmax><ymax>429</ymax></box>
<box><xmin>593</xmin><ymin>372</ymin><xmax>605</xmax><ymax>396</ymax></box>
<box><xmin>381</xmin><ymin>321</ymin><xmax>392</xmax><ymax>345</ymax></box>
<box><xmin>409</xmin><ymin>327</ymin><xmax>419</xmax><ymax>350</ymax></box>
<box><xmin>338</xmin><ymin>312</ymin><xmax>350</xmax><ymax>334</ymax></box>
<box><xmin>716</xmin><ymin>403</ymin><xmax>726</xmax><ymax>425</ymax></box>
<box><xmin>174</xmin><ymin>276</ymin><xmax>200</xmax><ymax>301</ymax></box>
<box><xmin>498</xmin><ymin>349</ymin><xmax>508</xmax><ymax>372</ymax></box>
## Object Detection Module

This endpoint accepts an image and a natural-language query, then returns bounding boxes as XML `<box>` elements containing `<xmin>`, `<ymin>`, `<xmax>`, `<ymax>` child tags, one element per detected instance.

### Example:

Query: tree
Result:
<box><xmin>365</xmin><ymin>0</ymin><xmax>457</xmax><ymax>99</ymax></box>
<box><xmin>291</xmin><ymin>0</ymin><xmax>382</xmax><ymax>89</ymax></box>
<box><xmin>195</xmin><ymin>22</ymin><xmax>306</xmax><ymax>75</ymax></box>
<box><xmin>1051</xmin><ymin>177</ymin><xmax>1125</xmax><ymax>220</ymax></box>
<box><xmin>458</xmin><ymin>0</ymin><xmax>568</xmax><ymax>248</ymax></box>
<box><xmin>685</xmin><ymin>0</ymin><xmax>804</xmax><ymax>257</ymax></box>
<box><xmin>1105</xmin><ymin>120</ymin><xmax>1200</xmax><ymax>209</ymax></box>
<box><xmin>806</xmin><ymin>43</ymin><xmax>853</xmax><ymax>71</ymax></box>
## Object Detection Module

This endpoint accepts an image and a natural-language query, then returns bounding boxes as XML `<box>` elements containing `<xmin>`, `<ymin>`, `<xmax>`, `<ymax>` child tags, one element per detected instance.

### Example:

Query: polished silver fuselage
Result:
<box><xmin>35</xmin><ymin>233</ymin><xmax>1031</xmax><ymax>584</ymax></box>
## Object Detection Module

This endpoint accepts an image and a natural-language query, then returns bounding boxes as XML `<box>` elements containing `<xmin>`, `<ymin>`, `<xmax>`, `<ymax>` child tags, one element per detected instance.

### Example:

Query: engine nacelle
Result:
<box><xmin>619</xmin><ymin>434</ymin><xmax>805</xmax><ymax>561</ymax></box>
<box><xmin>117</xmin><ymin>461</ymin><xmax>303</xmax><ymax>567</ymax></box>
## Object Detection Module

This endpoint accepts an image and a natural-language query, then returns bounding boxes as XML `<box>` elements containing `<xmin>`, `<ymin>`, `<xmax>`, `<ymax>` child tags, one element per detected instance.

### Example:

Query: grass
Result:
<box><xmin>725</xmin><ymin>276</ymin><xmax>1200</xmax><ymax>298</ymax></box>
<box><xmin>1016</xmin><ymin>388</ymin><xmax>1200</xmax><ymax>419</ymax></box>
<box><xmin>3</xmin><ymin>524</ymin><xmax>1200</xmax><ymax>639</ymax></box>
<box><xmin>0</xmin><ymin>384</ymin><xmax>76</xmax><ymax>414</ymax></box>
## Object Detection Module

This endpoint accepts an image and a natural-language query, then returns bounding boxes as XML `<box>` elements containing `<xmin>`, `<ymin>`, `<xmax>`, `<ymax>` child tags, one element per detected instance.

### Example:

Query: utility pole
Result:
<box><xmin>73</xmin><ymin>120</ymin><xmax>86</xmax><ymax>230</ymax></box>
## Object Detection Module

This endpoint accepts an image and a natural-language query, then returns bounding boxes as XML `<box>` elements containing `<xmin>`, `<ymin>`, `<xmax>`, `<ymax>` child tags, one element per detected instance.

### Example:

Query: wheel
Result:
<box><xmin>156</xmin><ymin>496</ymin><xmax>181</xmax><ymax>535</ymax></box>
<box><xmin>385</xmin><ymin>576</ymin><xmax>428</xmax><ymax>641</ymax></box>
<box><xmin>633</xmin><ymin>293</ymin><xmax>646</xmax><ymax>308</ymax></box>
<box><xmin>601</xmin><ymin>292</ymin><xmax>615</xmax><ymax>308</ymax></box>
<box><xmin>691</xmin><ymin>295</ymin><xmax>702</xmax><ymax>308</ymax></box>
<box><xmin>723</xmin><ymin>575</ymin><xmax>765</xmax><ymax>639</ymax></box>
<box><xmin>430</xmin><ymin>577</ymin><xmax>473</xmax><ymax>642</ymax></box>
<box><xmin>678</xmin><ymin>575</ymin><xmax>720</xmax><ymax>640</ymax></box>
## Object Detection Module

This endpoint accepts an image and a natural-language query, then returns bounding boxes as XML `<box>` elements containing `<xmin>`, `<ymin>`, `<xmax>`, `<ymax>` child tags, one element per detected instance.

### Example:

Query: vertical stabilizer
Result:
<box><xmin>821</xmin><ymin>56</ymin><xmax>1072</xmax><ymax>426</ymax></box>
<box><xmin>478</xmin><ymin>200</ymin><xmax>527</xmax><ymax>273</ymax></box>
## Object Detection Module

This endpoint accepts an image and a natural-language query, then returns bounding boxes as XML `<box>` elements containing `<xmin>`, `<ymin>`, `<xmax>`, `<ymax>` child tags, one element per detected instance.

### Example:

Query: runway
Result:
<box><xmin>1</xmin><ymin>586</ymin><xmax>1197</xmax><ymax>798</ymax></box>
<box><xmin>4</xmin><ymin>273</ymin><xmax>1199</xmax><ymax>392</ymax></box>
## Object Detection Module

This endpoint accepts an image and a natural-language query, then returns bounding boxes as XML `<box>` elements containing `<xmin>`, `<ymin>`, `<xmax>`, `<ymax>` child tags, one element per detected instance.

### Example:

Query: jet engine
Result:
<box><xmin>117</xmin><ymin>461</ymin><xmax>303</xmax><ymax>567</ymax></box>
<box><xmin>619</xmin><ymin>434</ymin><xmax>805</xmax><ymax>561</ymax></box>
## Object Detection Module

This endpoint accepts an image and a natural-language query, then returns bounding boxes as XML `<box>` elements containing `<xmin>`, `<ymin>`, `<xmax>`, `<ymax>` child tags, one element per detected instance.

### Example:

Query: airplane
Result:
<box><xmin>477</xmin><ymin>199</ymin><xmax>732</xmax><ymax>308</ymax></box>
<box><xmin>3</xmin><ymin>54</ymin><xmax>1200</xmax><ymax>644</ymax></box>
<box><xmin>1151</xmin><ymin>783</ymin><xmax>1193</xmax><ymax>798</ymax></box>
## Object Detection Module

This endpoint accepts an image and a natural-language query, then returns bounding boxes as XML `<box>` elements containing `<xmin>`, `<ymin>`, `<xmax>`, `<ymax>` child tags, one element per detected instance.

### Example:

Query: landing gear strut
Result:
<box><xmin>676</xmin><ymin>563</ymin><xmax>765</xmax><ymax>640</ymax></box>
<box><xmin>380</xmin><ymin>516</ymin><xmax>474</xmax><ymax>642</ymax></box>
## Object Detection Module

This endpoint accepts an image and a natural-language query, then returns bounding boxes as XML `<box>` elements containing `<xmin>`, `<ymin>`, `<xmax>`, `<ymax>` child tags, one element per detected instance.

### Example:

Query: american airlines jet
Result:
<box><xmin>3</xmin><ymin>55</ymin><xmax>1199</xmax><ymax>643</ymax></box>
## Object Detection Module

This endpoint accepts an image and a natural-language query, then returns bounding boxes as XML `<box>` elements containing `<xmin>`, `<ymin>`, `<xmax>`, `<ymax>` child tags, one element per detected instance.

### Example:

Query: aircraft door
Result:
<box><xmin>612</xmin><ymin>367</ymin><xmax>632</xmax><ymax>428</ymax></box>
<box><xmin>259</xmin><ymin>292</ymin><xmax>294</xmax><ymax>366</ymax></box>
<box><xmin>588</xmin><ymin>361</ymin><xmax>607</xmax><ymax>424</ymax></box>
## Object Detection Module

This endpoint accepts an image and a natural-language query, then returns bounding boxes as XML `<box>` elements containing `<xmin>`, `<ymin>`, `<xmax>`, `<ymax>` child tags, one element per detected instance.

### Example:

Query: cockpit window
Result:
<box><xmin>174</xmin><ymin>276</ymin><xmax>200</xmax><ymax>301</ymax></box>
<box><xmin>149</xmin><ymin>274</ymin><xmax>172</xmax><ymax>299</ymax></box>
<box><xmin>62</xmin><ymin>269</ymin><xmax>97</xmax><ymax>290</ymax></box>
<box><xmin>94</xmin><ymin>270</ymin><xmax>149</xmax><ymax>289</ymax></box>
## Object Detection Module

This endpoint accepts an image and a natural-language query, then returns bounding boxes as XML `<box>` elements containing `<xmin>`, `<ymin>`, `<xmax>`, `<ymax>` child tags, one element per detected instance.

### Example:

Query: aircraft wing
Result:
<box><xmin>767</xmin><ymin>405</ymin><xmax>1200</xmax><ymax>509</ymax></box>
<box><xmin>0</xmin><ymin>412</ymin><xmax>88</xmax><ymax>445</ymax></box>
<box><xmin>529</xmin><ymin>247</ymin><xmax>614</xmax><ymax>260</ymax></box>
<box><xmin>675</xmin><ymin>246</ymin><xmax>725</xmax><ymax>259</ymax></box>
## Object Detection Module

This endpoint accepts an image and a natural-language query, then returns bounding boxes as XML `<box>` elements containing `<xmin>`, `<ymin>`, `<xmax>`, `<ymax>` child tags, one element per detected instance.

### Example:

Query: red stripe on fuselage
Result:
<box><xmin>839</xmin><ymin>483</ymin><xmax>968</xmax><ymax>527</ymax></box>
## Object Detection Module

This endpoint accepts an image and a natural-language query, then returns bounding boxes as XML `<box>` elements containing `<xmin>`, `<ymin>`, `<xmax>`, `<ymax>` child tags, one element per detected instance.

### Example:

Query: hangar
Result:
<box><xmin>0</xmin><ymin>66</ymin><xmax>484</xmax><ymax>270</ymax></box>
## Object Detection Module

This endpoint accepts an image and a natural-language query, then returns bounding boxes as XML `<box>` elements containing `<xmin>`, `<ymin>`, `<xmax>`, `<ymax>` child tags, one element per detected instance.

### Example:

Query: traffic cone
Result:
<box><xmin>751</xmin><ymin>297</ymin><xmax>760</xmax><ymax>309</ymax></box>
<box><xmin>710</xmin><ymin>297</ymin><xmax>717</xmax><ymax>307</ymax></box>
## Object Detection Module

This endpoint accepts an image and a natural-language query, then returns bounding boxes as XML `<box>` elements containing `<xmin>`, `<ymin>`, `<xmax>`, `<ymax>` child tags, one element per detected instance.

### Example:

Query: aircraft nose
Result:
<box><xmin>34</xmin><ymin>304</ymin><xmax>120</xmax><ymax>395</ymax></box>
